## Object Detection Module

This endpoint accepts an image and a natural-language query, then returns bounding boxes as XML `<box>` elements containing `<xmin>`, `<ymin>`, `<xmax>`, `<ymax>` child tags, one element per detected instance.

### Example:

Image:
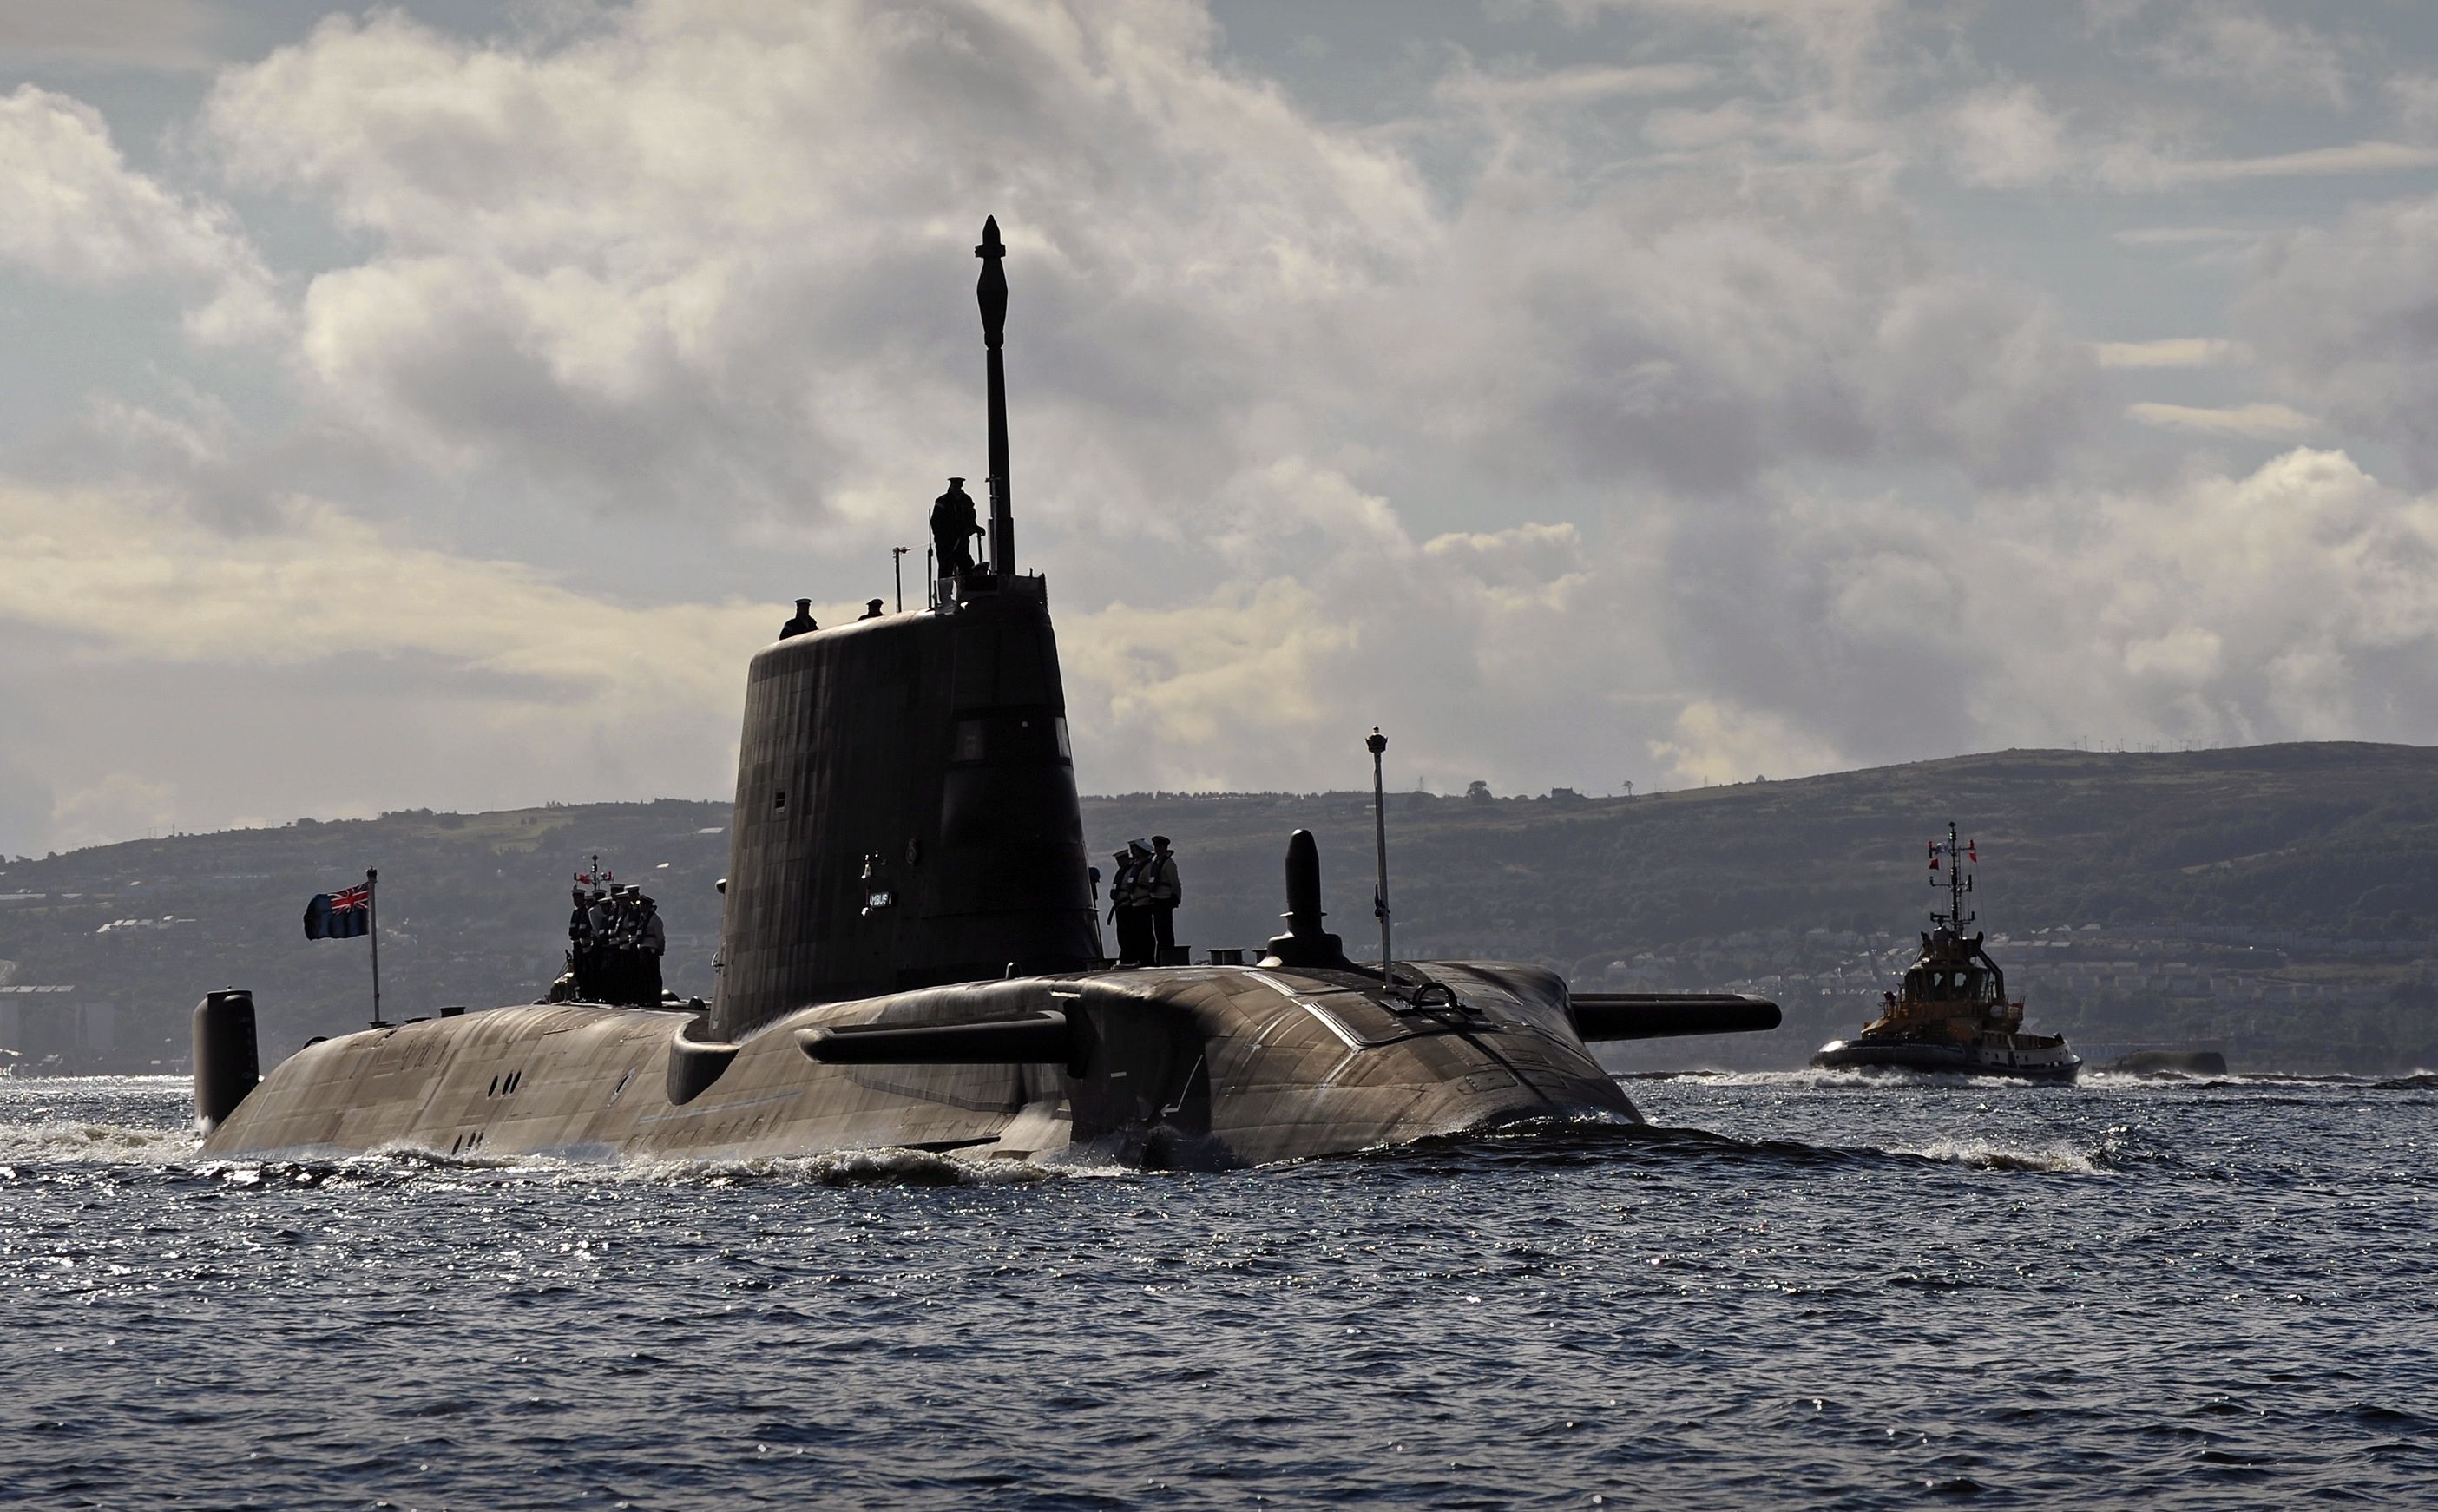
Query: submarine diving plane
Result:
<box><xmin>191</xmin><ymin>219</ymin><xmax>1779</xmax><ymax>1168</ymax></box>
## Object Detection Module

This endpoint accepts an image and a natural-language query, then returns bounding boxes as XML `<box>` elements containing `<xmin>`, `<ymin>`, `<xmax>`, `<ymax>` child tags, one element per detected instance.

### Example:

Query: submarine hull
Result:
<box><xmin>198</xmin><ymin>960</ymin><xmax>1640</xmax><ymax>1169</ymax></box>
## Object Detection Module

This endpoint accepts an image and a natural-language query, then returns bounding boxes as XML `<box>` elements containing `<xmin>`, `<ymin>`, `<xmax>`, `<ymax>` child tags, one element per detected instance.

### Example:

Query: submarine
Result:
<box><xmin>191</xmin><ymin>218</ymin><xmax>1779</xmax><ymax>1169</ymax></box>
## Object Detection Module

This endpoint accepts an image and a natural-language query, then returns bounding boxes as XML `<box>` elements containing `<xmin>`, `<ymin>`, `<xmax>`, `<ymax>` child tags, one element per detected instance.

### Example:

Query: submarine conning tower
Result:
<box><xmin>710</xmin><ymin>217</ymin><xmax>1098</xmax><ymax>1042</ymax></box>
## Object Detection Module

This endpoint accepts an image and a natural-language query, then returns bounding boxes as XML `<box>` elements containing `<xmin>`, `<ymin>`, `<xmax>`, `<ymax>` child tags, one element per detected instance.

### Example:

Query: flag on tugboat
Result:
<box><xmin>303</xmin><ymin>883</ymin><xmax>371</xmax><ymax>940</ymax></box>
<box><xmin>1928</xmin><ymin>839</ymin><xmax>1941</xmax><ymax>870</ymax></box>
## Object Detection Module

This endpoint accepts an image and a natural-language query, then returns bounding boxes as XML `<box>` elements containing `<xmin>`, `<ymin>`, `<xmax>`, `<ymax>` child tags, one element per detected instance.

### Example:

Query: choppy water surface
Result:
<box><xmin>4</xmin><ymin>1071</ymin><xmax>2434</xmax><ymax>1510</ymax></box>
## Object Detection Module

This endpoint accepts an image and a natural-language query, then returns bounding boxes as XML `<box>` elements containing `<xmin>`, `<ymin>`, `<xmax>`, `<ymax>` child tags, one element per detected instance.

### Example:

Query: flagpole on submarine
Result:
<box><xmin>1369</xmin><ymin>728</ymin><xmax>1395</xmax><ymax>997</ymax></box>
<box><xmin>367</xmin><ymin>867</ymin><xmax>385</xmax><ymax>1029</ymax></box>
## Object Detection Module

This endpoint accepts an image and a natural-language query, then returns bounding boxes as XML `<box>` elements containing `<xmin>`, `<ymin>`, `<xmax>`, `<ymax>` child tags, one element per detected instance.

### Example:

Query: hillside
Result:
<box><xmin>3</xmin><ymin>743</ymin><xmax>2435</xmax><ymax>1074</ymax></box>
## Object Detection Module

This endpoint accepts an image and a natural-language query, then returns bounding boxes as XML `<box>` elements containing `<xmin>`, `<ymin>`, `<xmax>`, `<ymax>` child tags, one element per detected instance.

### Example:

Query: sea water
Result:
<box><xmin>3</xmin><ymin>1071</ymin><xmax>2433</xmax><ymax>1509</ymax></box>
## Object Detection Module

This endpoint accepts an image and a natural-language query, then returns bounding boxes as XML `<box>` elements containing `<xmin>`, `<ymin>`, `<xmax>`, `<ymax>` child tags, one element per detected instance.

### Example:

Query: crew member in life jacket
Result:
<box><xmin>930</xmin><ymin>477</ymin><xmax>984</xmax><ymax>582</ymax></box>
<box><xmin>1114</xmin><ymin>838</ymin><xmax>1158</xmax><ymax>966</ymax></box>
<box><xmin>614</xmin><ymin>884</ymin><xmax>647</xmax><ymax>1004</ymax></box>
<box><xmin>1145</xmin><ymin>835</ymin><xmax>1182</xmax><ymax>962</ymax></box>
<box><xmin>1107</xmin><ymin>845</ymin><xmax>1143</xmax><ymax>966</ymax></box>
<box><xmin>568</xmin><ymin>884</ymin><xmax>597</xmax><ymax>996</ymax></box>
<box><xmin>592</xmin><ymin>887</ymin><xmax>628</xmax><ymax>1004</ymax></box>
<box><xmin>635</xmin><ymin>892</ymin><xmax>667</xmax><ymax>1003</ymax></box>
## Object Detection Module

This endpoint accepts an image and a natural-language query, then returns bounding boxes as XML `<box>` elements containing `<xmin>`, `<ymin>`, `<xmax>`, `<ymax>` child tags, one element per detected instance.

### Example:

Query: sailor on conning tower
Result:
<box><xmin>930</xmin><ymin>477</ymin><xmax>983</xmax><ymax>582</ymax></box>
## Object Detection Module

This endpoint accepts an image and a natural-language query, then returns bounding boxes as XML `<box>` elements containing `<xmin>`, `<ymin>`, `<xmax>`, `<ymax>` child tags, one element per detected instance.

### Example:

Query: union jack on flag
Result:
<box><xmin>304</xmin><ymin>882</ymin><xmax>372</xmax><ymax>941</ymax></box>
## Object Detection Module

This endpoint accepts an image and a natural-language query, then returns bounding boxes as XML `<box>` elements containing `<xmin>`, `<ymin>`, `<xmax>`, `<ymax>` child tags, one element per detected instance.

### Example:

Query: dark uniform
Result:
<box><xmin>1145</xmin><ymin>835</ymin><xmax>1181</xmax><ymax>962</ymax></box>
<box><xmin>1107</xmin><ymin>846</ymin><xmax>1142</xmax><ymax>966</ymax></box>
<box><xmin>930</xmin><ymin>478</ymin><xmax>984</xmax><ymax>581</ymax></box>
<box><xmin>780</xmin><ymin>598</ymin><xmax>818</xmax><ymax>639</ymax></box>
<box><xmin>636</xmin><ymin>895</ymin><xmax>667</xmax><ymax>1003</ymax></box>
<box><xmin>568</xmin><ymin>886</ymin><xmax>597</xmax><ymax>997</ymax></box>
<box><xmin>1112</xmin><ymin>839</ymin><xmax>1156</xmax><ymax>966</ymax></box>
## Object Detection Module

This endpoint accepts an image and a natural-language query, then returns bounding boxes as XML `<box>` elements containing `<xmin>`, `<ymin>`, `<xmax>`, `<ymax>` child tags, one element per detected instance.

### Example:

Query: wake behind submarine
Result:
<box><xmin>191</xmin><ymin>218</ymin><xmax>1778</xmax><ymax>1168</ymax></box>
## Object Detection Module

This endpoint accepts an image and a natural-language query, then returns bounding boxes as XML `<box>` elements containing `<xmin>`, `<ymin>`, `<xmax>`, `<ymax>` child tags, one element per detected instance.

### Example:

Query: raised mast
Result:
<box><xmin>1931</xmin><ymin>818</ymin><xmax>1975</xmax><ymax>934</ymax></box>
<box><xmin>976</xmin><ymin>216</ymin><xmax>1014</xmax><ymax>576</ymax></box>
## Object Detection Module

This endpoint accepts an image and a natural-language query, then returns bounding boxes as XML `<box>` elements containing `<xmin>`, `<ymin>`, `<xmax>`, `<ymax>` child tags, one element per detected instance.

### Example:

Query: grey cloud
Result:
<box><xmin>2235</xmin><ymin>192</ymin><xmax>2438</xmax><ymax>479</ymax></box>
<box><xmin>0</xmin><ymin>85</ymin><xmax>279</xmax><ymax>339</ymax></box>
<box><xmin>1361</xmin><ymin>171</ymin><xmax>2100</xmax><ymax>496</ymax></box>
<box><xmin>2153</xmin><ymin>12</ymin><xmax>2349</xmax><ymax>109</ymax></box>
<box><xmin>192</xmin><ymin>0</ymin><xmax>2098</xmax><ymax>541</ymax></box>
<box><xmin>0</xmin><ymin>0</ymin><xmax>230</xmax><ymax>73</ymax></box>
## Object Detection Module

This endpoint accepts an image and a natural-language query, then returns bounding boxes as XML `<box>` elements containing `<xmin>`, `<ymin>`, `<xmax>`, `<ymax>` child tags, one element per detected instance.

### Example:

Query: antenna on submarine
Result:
<box><xmin>976</xmin><ymin>216</ymin><xmax>1014</xmax><ymax>576</ymax></box>
<box><xmin>1369</xmin><ymin>727</ymin><xmax>1395</xmax><ymax>997</ymax></box>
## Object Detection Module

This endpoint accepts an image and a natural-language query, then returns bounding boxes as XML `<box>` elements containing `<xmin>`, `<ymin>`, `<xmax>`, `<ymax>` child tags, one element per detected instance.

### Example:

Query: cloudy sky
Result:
<box><xmin>4</xmin><ymin>0</ymin><xmax>2438</xmax><ymax>855</ymax></box>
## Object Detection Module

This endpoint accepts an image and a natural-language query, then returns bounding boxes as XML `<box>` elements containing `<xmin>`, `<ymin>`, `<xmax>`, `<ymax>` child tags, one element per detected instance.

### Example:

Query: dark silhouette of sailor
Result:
<box><xmin>1145</xmin><ymin>835</ymin><xmax>1181</xmax><ymax>960</ymax></box>
<box><xmin>930</xmin><ymin>477</ymin><xmax>984</xmax><ymax>580</ymax></box>
<box><xmin>859</xmin><ymin>598</ymin><xmax>884</xmax><ymax>620</ymax></box>
<box><xmin>635</xmin><ymin>892</ymin><xmax>667</xmax><ymax>1003</ymax></box>
<box><xmin>779</xmin><ymin>597</ymin><xmax>818</xmax><ymax>639</ymax></box>
<box><xmin>1113</xmin><ymin>838</ymin><xmax>1157</xmax><ymax>966</ymax></box>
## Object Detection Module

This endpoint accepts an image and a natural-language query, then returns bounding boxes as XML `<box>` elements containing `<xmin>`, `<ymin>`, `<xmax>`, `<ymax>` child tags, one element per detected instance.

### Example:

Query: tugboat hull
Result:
<box><xmin>1810</xmin><ymin>1037</ymin><xmax>2080</xmax><ymax>1083</ymax></box>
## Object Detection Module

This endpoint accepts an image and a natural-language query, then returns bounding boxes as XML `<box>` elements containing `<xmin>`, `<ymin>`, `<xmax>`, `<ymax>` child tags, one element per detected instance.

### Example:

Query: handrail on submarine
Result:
<box><xmin>1568</xmin><ymin>993</ymin><xmax>1780</xmax><ymax>1042</ymax></box>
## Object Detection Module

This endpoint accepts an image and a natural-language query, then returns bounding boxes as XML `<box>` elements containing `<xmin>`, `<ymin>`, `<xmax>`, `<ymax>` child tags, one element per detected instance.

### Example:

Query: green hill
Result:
<box><xmin>3</xmin><ymin>743</ymin><xmax>2434</xmax><ymax>1075</ymax></box>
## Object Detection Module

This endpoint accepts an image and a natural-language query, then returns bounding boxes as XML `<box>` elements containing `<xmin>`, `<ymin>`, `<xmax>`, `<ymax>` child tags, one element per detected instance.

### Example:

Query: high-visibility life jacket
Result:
<box><xmin>1144</xmin><ymin>852</ymin><xmax>1180</xmax><ymax>905</ymax></box>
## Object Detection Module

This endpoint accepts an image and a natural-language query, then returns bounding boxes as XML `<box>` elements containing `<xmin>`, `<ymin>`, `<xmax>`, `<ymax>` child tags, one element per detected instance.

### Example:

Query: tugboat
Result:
<box><xmin>1811</xmin><ymin>823</ymin><xmax>2080</xmax><ymax>1081</ymax></box>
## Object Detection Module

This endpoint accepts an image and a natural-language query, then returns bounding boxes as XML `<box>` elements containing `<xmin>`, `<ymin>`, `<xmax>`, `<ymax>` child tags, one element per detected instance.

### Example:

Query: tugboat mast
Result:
<box><xmin>1931</xmin><ymin>819</ymin><xmax>1975</xmax><ymax>934</ymax></box>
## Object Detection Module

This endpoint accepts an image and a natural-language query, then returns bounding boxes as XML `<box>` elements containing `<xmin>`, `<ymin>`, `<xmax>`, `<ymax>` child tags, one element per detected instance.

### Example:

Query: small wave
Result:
<box><xmin>194</xmin><ymin>1141</ymin><xmax>1113</xmax><ymax>1190</ymax></box>
<box><xmin>0</xmin><ymin>1120</ymin><xmax>200</xmax><ymax>1167</ymax></box>
<box><xmin>1618</xmin><ymin>1067</ymin><xmax>2073</xmax><ymax>1091</ymax></box>
<box><xmin>1331</xmin><ymin>1116</ymin><xmax>2113</xmax><ymax>1179</ymax></box>
<box><xmin>600</xmin><ymin>1147</ymin><xmax>1087</xmax><ymax>1187</ymax></box>
<box><xmin>2372</xmin><ymin>1071</ymin><xmax>2438</xmax><ymax>1090</ymax></box>
<box><xmin>1901</xmin><ymin>1137</ymin><xmax>2106</xmax><ymax>1174</ymax></box>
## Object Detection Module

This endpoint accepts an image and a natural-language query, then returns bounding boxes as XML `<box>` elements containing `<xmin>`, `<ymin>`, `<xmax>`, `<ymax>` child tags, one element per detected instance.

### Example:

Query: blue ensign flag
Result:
<box><xmin>303</xmin><ymin>883</ymin><xmax>371</xmax><ymax>941</ymax></box>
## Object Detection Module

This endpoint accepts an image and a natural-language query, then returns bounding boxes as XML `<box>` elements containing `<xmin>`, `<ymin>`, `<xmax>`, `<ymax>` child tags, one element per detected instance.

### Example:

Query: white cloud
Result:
<box><xmin>1436</xmin><ymin>61</ymin><xmax>1717</xmax><ymax>110</ymax></box>
<box><xmin>2391</xmin><ymin>73</ymin><xmax>2438</xmax><ymax>141</ymax></box>
<box><xmin>1648</xmin><ymin>700</ymin><xmax>1847</xmax><ymax>788</ymax></box>
<box><xmin>1686</xmin><ymin>448</ymin><xmax>2438</xmax><ymax>766</ymax></box>
<box><xmin>181</xmin><ymin>0</ymin><xmax>2096</xmax><ymax>527</ymax></box>
<box><xmin>2113</xmin><ymin>226</ymin><xmax>2257</xmax><ymax>248</ymax></box>
<box><xmin>0</xmin><ymin>481</ymin><xmax>777</xmax><ymax>701</ymax></box>
<box><xmin>2155</xmin><ymin>13</ymin><xmax>2349</xmax><ymax>109</ymax></box>
<box><xmin>2122</xmin><ymin>625</ymin><xmax>2223</xmax><ymax>684</ymax></box>
<box><xmin>2125</xmin><ymin>400</ymin><xmax>2312</xmax><ymax>437</ymax></box>
<box><xmin>2096</xmin><ymin>338</ymin><xmax>2246</xmax><ymax>369</ymax></box>
<box><xmin>2113</xmin><ymin>140</ymin><xmax>2438</xmax><ymax>187</ymax></box>
<box><xmin>0</xmin><ymin>84</ymin><xmax>278</xmax><ymax>340</ymax></box>
<box><xmin>199</xmin><ymin>3</ymin><xmax>1442</xmax><ymax>521</ymax></box>
<box><xmin>1946</xmin><ymin>84</ymin><xmax>2069</xmax><ymax>188</ymax></box>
